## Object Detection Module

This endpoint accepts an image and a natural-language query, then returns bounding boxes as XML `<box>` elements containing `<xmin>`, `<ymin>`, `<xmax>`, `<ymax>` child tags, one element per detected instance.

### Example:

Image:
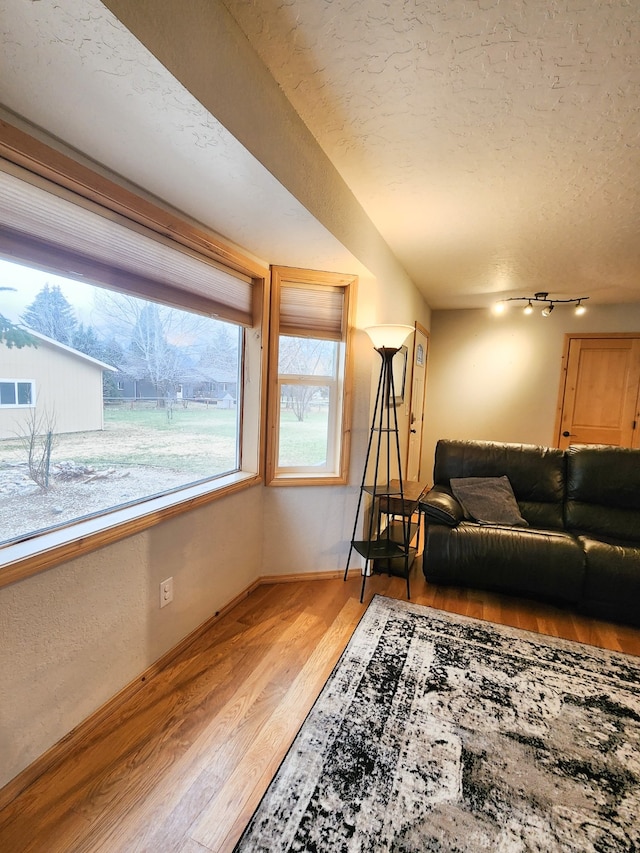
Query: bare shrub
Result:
<box><xmin>15</xmin><ymin>409</ymin><xmax>58</xmax><ymax>491</ymax></box>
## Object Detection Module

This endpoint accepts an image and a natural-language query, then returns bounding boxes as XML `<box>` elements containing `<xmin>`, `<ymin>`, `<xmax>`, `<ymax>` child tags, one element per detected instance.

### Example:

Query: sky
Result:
<box><xmin>0</xmin><ymin>256</ymin><xmax>235</xmax><ymax>354</ymax></box>
<box><xmin>0</xmin><ymin>257</ymin><xmax>97</xmax><ymax>325</ymax></box>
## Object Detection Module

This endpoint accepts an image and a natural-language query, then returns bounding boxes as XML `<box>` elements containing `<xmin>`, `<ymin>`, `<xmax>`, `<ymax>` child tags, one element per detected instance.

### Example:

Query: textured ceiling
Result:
<box><xmin>0</xmin><ymin>0</ymin><xmax>365</xmax><ymax>281</ymax></box>
<box><xmin>221</xmin><ymin>0</ymin><xmax>640</xmax><ymax>308</ymax></box>
<box><xmin>1</xmin><ymin>0</ymin><xmax>639</xmax><ymax>310</ymax></box>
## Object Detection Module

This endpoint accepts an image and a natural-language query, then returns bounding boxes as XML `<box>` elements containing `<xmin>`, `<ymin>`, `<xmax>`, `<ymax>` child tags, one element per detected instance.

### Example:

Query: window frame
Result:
<box><xmin>0</xmin><ymin>120</ymin><xmax>269</xmax><ymax>589</ymax></box>
<box><xmin>266</xmin><ymin>266</ymin><xmax>356</xmax><ymax>486</ymax></box>
<box><xmin>0</xmin><ymin>379</ymin><xmax>35</xmax><ymax>407</ymax></box>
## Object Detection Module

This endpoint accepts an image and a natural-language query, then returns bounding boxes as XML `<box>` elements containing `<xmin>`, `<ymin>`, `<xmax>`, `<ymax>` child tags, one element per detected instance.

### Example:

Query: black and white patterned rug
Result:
<box><xmin>233</xmin><ymin>595</ymin><xmax>640</xmax><ymax>852</ymax></box>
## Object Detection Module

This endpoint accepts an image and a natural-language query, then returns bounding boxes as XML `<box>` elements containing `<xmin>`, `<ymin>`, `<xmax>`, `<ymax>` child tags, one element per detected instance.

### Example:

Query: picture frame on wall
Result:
<box><xmin>390</xmin><ymin>345</ymin><xmax>408</xmax><ymax>406</ymax></box>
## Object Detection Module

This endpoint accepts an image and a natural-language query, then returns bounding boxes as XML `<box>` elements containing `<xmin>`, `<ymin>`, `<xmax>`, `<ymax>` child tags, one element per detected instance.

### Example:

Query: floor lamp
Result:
<box><xmin>344</xmin><ymin>324</ymin><xmax>415</xmax><ymax>602</ymax></box>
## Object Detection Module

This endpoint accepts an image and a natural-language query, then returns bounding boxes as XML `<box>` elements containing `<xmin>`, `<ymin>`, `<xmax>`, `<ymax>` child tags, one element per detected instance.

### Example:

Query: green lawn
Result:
<box><xmin>1</xmin><ymin>402</ymin><xmax>330</xmax><ymax>475</ymax></box>
<box><xmin>277</xmin><ymin>408</ymin><xmax>329</xmax><ymax>467</ymax></box>
<box><xmin>1</xmin><ymin>403</ymin><xmax>239</xmax><ymax>475</ymax></box>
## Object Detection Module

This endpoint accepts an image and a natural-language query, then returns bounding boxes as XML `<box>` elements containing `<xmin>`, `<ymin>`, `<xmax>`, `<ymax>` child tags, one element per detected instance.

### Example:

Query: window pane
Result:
<box><xmin>278</xmin><ymin>384</ymin><xmax>330</xmax><ymax>467</ymax></box>
<box><xmin>0</xmin><ymin>258</ymin><xmax>242</xmax><ymax>547</ymax></box>
<box><xmin>0</xmin><ymin>383</ymin><xmax>16</xmax><ymax>405</ymax></box>
<box><xmin>17</xmin><ymin>382</ymin><xmax>32</xmax><ymax>405</ymax></box>
<box><xmin>278</xmin><ymin>336</ymin><xmax>337</xmax><ymax>377</ymax></box>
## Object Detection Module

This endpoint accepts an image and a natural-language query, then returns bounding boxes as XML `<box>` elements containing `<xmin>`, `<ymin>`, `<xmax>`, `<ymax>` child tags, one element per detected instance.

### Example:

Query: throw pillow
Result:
<box><xmin>450</xmin><ymin>475</ymin><xmax>528</xmax><ymax>527</ymax></box>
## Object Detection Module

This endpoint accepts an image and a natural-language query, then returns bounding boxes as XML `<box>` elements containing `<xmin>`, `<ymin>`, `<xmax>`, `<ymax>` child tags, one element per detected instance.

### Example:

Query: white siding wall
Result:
<box><xmin>0</xmin><ymin>340</ymin><xmax>104</xmax><ymax>439</ymax></box>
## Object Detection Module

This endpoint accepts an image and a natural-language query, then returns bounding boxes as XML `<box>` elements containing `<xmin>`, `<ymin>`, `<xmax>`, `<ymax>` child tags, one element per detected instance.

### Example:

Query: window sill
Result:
<box><xmin>267</xmin><ymin>472</ymin><xmax>347</xmax><ymax>486</ymax></box>
<box><xmin>0</xmin><ymin>471</ymin><xmax>261</xmax><ymax>590</ymax></box>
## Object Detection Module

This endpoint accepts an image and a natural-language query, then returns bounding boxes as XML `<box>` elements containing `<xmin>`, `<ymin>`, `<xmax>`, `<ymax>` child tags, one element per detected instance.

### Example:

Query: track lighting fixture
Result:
<box><xmin>493</xmin><ymin>292</ymin><xmax>589</xmax><ymax>318</ymax></box>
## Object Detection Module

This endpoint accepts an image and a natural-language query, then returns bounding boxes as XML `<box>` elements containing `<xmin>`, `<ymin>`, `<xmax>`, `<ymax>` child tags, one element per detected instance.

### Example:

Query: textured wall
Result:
<box><xmin>101</xmin><ymin>0</ymin><xmax>422</xmax><ymax>318</ymax></box>
<box><xmin>0</xmin><ymin>486</ymin><xmax>263</xmax><ymax>789</ymax></box>
<box><xmin>424</xmin><ymin>303</ymin><xmax>640</xmax><ymax>476</ymax></box>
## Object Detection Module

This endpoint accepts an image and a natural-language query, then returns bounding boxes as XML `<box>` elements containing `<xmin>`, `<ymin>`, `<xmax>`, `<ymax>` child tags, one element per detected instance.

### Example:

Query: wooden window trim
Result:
<box><xmin>0</xmin><ymin>472</ymin><xmax>261</xmax><ymax>591</ymax></box>
<box><xmin>266</xmin><ymin>266</ymin><xmax>357</xmax><ymax>486</ymax></box>
<box><xmin>0</xmin><ymin>119</ymin><xmax>270</xmax><ymax>588</ymax></box>
<box><xmin>0</xmin><ymin>119</ymin><xmax>267</xmax><ymax>282</ymax></box>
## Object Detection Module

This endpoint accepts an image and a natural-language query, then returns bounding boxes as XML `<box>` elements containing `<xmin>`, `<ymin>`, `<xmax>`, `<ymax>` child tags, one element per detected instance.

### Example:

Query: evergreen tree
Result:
<box><xmin>100</xmin><ymin>336</ymin><xmax>125</xmax><ymax>369</ymax></box>
<box><xmin>198</xmin><ymin>322</ymin><xmax>239</xmax><ymax>375</ymax></box>
<box><xmin>21</xmin><ymin>283</ymin><xmax>77</xmax><ymax>345</ymax></box>
<box><xmin>99</xmin><ymin>337</ymin><xmax>125</xmax><ymax>399</ymax></box>
<box><xmin>0</xmin><ymin>287</ymin><xmax>36</xmax><ymax>349</ymax></box>
<box><xmin>71</xmin><ymin>323</ymin><xmax>123</xmax><ymax>397</ymax></box>
<box><xmin>72</xmin><ymin>323</ymin><xmax>103</xmax><ymax>359</ymax></box>
<box><xmin>1</xmin><ymin>312</ymin><xmax>36</xmax><ymax>349</ymax></box>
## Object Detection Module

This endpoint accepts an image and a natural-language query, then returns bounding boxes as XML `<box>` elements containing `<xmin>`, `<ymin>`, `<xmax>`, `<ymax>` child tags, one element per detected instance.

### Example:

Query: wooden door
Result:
<box><xmin>557</xmin><ymin>335</ymin><xmax>640</xmax><ymax>449</ymax></box>
<box><xmin>406</xmin><ymin>325</ymin><xmax>429</xmax><ymax>480</ymax></box>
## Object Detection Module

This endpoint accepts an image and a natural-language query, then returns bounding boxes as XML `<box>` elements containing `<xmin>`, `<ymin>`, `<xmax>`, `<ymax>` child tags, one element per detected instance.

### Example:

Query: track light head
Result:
<box><xmin>541</xmin><ymin>304</ymin><xmax>554</xmax><ymax>317</ymax></box>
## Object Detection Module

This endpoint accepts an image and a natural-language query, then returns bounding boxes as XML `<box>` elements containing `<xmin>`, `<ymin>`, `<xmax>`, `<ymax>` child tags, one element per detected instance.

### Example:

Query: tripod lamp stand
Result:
<box><xmin>344</xmin><ymin>324</ymin><xmax>415</xmax><ymax>602</ymax></box>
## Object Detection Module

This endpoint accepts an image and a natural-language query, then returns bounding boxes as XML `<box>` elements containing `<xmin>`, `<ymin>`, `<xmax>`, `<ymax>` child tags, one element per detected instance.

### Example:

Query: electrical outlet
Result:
<box><xmin>160</xmin><ymin>577</ymin><xmax>174</xmax><ymax>608</ymax></box>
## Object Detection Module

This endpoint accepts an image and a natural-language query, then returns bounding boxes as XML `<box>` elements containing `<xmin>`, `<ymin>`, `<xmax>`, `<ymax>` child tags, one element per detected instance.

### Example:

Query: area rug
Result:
<box><xmin>233</xmin><ymin>595</ymin><xmax>640</xmax><ymax>852</ymax></box>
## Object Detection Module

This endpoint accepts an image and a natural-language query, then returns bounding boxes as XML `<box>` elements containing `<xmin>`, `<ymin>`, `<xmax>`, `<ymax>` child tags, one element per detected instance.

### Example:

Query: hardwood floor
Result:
<box><xmin>1</xmin><ymin>568</ymin><xmax>639</xmax><ymax>853</ymax></box>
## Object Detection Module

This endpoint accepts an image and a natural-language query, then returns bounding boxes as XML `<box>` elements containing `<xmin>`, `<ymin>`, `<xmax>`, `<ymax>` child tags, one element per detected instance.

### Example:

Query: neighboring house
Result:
<box><xmin>0</xmin><ymin>329</ymin><xmax>116</xmax><ymax>440</ymax></box>
<box><xmin>114</xmin><ymin>369</ymin><xmax>238</xmax><ymax>405</ymax></box>
<box><xmin>190</xmin><ymin>369</ymin><xmax>238</xmax><ymax>405</ymax></box>
<box><xmin>112</xmin><ymin>376</ymin><xmax>160</xmax><ymax>401</ymax></box>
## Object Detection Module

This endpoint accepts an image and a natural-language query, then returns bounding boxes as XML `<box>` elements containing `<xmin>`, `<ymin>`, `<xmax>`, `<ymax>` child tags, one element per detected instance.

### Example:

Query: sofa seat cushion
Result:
<box><xmin>423</xmin><ymin>521</ymin><xmax>585</xmax><ymax>604</ymax></box>
<box><xmin>578</xmin><ymin>535</ymin><xmax>640</xmax><ymax>625</ymax></box>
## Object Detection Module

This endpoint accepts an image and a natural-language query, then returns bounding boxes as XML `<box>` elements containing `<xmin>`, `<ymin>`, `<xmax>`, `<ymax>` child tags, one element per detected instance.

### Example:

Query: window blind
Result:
<box><xmin>0</xmin><ymin>164</ymin><xmax>254</xmax><ymax>326</ymax></box>
<box><xmin>279</xmin><ymin>283</ymin><xmax>345</xmax><ymax>341</ymax></box>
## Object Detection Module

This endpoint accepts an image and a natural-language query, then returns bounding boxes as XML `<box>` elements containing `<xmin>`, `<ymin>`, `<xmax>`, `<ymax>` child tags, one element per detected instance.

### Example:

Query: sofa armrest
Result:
<box><xmin>420</xmin><ymin>486</ymin><xmax>464</xmax><ymax>527</ymax></box>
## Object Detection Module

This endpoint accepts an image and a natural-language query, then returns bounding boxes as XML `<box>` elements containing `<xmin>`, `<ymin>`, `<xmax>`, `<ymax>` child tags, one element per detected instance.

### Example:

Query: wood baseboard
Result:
<box><xmin>0</xmin><ymin>572</ymin><xmax>344</xmax><ymax>810</ymax></box>
<box><xmin>258</xmin><ymin>570</ymin><xmax>345</xmax><ymax>584</ymax></box>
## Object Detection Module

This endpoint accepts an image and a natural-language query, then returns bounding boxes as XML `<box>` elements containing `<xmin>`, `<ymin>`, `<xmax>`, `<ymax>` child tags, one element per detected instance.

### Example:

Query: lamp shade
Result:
<box><xmin>364</xmin><ymin>324</ymin><xmax>414</xmax><ymax>349</ymax></box>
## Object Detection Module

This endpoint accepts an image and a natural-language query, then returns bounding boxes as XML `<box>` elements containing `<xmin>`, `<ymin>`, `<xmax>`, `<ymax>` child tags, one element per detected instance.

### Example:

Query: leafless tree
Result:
<box><xmin>15</xmin><ymin>409</ymin><xmax>57</xmax><ymax>491</ymax></box>
<box><xmin>93</xmin><ymin>291</ymin><xmax>209</xmax><ymax>402</ymax></box>
<box><xmin>279</xmin><ymin>336</ymin><xmax>335</xmax><ymax>422</ymax></box>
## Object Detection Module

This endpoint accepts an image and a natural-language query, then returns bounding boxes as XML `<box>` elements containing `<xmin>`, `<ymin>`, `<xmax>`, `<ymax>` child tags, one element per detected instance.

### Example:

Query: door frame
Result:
<box><xmin>405</xmin><ymin>322</ymin><xmax>430</xmax><ymax>481</ymax></box>
<box><xmin>553</xmin><ymin>331</ymin><xmax>640</xmax><ymax>447</ymax></box>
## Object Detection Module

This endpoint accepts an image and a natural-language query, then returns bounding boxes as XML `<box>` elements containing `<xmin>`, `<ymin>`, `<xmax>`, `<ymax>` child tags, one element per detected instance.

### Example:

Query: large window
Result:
<box><xmin>0</xmin><ymin>257</ymin><xmax>244</xmax><ymax>548</ymax></box>
<box><xmin>0</xmin><ymin>141</ymin><xmax>266</xmax><ymax>580</ymax></box>
<box><xmin>266</xmin><ymin>266</ymin><xmax>356</xmax><ymax>485</ymax></box>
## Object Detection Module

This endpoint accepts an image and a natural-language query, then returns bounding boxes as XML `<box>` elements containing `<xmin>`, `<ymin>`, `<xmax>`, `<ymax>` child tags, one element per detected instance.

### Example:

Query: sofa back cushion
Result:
<box><xmin>433</xmin><ymin>439</ymin><xmax>565</xmax><ymax>529</ymax></box>
<box><xmin>565</xmin><ymin>445</ymin><xmax>640</xmax><ymax>543</ymax></box>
